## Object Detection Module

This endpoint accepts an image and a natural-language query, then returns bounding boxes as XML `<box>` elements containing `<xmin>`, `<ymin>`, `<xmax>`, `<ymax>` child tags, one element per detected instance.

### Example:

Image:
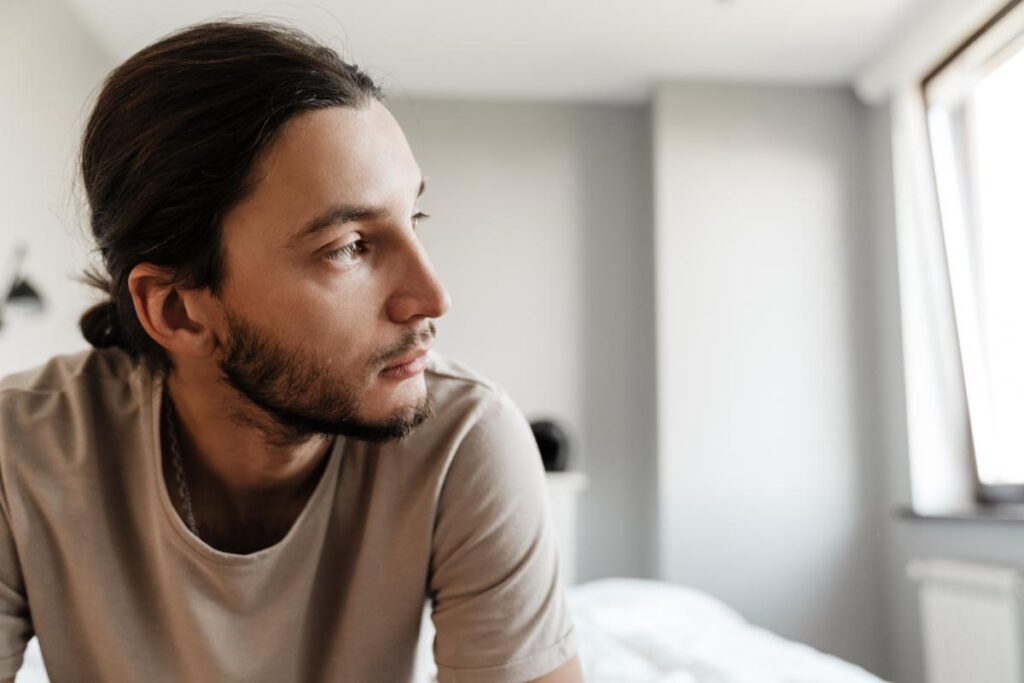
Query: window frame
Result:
<box><xmin>922</xmin><ymin>0</ymin><xmax>1024</xmax><ymax>506</ymax></box>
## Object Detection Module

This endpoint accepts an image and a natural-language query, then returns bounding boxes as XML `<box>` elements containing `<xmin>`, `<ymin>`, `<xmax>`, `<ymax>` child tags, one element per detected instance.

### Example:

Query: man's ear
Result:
<box><xmin>127</xmin><ymin>263</ymin><xmax>220</xmax><ymax>359</ymax></box>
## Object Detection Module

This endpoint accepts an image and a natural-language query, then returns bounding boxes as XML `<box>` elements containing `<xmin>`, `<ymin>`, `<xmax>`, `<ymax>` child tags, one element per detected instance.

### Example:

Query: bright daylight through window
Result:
<box><xmin>926</xmin><ymin>6</ymin><xmax>1024</xmax><ymax>498</ymax></box>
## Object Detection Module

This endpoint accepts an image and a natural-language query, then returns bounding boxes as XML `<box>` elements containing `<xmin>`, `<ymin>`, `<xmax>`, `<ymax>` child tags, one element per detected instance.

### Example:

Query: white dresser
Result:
<box><xmin>544</xmin><ymin>470</ymin><xmax>589</xmax><ymax>588</ymax></box>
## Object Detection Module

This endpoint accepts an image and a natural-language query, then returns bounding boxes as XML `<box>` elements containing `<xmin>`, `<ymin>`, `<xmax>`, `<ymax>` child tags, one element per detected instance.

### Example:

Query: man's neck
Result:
<box><xmin>163</xmin><ymin>365</ymin><xmax>335</xmax><ymax>525</ymax></box>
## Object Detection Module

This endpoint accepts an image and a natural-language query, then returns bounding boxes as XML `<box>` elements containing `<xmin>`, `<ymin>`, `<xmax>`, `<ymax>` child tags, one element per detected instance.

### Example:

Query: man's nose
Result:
<box><xmin>386</xmin><ymin>238</ymin><xmax>451</xmax><ymax>323</ymax></box>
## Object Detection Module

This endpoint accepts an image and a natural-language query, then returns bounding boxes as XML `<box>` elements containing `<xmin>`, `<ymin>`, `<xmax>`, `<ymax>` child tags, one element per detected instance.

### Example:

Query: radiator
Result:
<box><xmin>908</xmin><ymin>558</ymin><xmax>1024</xmax><ymax>683</ymax></box>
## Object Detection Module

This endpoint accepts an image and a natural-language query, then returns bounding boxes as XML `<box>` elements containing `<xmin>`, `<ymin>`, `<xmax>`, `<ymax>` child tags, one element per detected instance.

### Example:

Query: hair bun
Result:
<box><xmin>79</xmin><ymin>298</ymin><xmax>126</xmax><ymax>349</ymax></box>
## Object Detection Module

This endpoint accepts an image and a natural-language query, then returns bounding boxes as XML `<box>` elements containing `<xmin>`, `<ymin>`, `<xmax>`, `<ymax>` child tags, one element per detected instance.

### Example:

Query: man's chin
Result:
<box><xmin>363</xmin><ymin>386</ymin><xmax>434</xmax><ymax>425</ymax></box>
<box><xmin>330</xmin><ymin>386</ymin><xmax>435</xmax><ymax>443</ymax></box>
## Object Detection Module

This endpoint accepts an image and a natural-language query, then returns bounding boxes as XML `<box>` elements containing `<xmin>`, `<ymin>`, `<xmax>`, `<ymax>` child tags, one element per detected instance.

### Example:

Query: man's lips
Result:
<box><xmin>383</xmin><ymin>342</ymin><xmax>433</xmax><ymax>371</ymax></box>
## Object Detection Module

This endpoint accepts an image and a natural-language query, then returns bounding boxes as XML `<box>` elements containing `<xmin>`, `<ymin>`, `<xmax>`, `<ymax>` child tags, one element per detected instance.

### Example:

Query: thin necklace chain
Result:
<box><xmin>162</xmin><ymin>385</ymin><xmax>199</xmax><ymax>536</ymax></box>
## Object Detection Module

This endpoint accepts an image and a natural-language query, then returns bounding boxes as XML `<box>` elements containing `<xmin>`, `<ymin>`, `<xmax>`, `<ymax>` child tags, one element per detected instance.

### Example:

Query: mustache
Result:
<box><xmin>380</xmin><ymin>320</ymin><xmax>436</xmax><ymax>367</ymax></box>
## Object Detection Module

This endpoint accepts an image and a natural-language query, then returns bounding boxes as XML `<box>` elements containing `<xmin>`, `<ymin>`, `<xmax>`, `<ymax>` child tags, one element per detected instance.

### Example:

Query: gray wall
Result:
<box><xmin>387</xmin><ymin>97</ymin><xmax>659</xmax><ymax>582</ymax></box>
<box><xmin>652</xmin><ymin>82</ymin><xmax>889</xmax><ymax>676</ymax></box>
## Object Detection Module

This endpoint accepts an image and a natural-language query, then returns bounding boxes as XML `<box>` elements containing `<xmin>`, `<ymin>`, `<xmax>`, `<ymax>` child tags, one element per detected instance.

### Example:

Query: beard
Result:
<box><xmin>216</xmin><ymin>307</ymin><xmax>437</xmax><ymax>448</ymax></box>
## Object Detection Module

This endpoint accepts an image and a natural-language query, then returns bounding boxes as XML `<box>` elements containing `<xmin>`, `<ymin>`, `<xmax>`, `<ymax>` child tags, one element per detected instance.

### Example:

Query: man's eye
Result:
<box><xmin>325</xmin><ymin>240</ymin><xmax>367</xmax><ymax>264</ymax></box>
<box><xmin>325</xmin><ymin>212</ymin><xmax>430</xmax><ymax>264</ymax></box>
<box><xmin>412</xmin><ymin>211</ymin><xmax>431</xmax><ymax>230</ymax></box>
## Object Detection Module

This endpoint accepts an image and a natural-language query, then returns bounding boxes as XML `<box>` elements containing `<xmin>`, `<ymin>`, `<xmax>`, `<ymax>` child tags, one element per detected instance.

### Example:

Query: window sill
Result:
<box><xmin>897</xmin><ymin>504</ymin><xmax>1024</xmax><ymax>525</ymax></box>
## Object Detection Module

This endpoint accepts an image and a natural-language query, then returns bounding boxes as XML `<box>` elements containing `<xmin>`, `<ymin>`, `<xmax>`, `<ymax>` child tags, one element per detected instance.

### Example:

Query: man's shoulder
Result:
<box><xmin>423</xmin><ymin>349</ymin><xmax>511</xmax><ymax>425</ymax></box>
<box><xmin>0</xmin><ymin>346</ymin><xmax>141</xmax><ymax>396</ymax></box>
<box><xmin>417</xmin><ymin>350</ymin><xmax>540</xmax><ymax>469</ymax></box>
<box><xmin>388</xmin><ymin>350</ymin><xmax>539</xmax><ymax>498</ymax></box>
<box><xmin>0</xmin><ymin>346</ymin><xmax>146</xmax><ymax>445</ymax></box>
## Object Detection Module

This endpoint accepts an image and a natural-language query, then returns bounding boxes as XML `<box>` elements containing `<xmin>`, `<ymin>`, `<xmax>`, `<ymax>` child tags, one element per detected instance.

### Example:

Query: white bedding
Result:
<box><xmin>563</xmin><ymin>578</ymin><xmax>888</xmax><ymax>683</ymax></box>
<box><xmin>18</xmin><ymin>578</ymin><xmax>888</xmax><ymax>682</ymax></box>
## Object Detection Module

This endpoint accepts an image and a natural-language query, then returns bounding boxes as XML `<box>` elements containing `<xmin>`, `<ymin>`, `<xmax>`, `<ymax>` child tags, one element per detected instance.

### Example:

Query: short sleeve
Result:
<box><xmin>0</xmin><ymin>467</ymin><xmax>32</xmax><ymax>678</ymax></box>
<box><xmin>428</xmin><ymin>388</ymin><xmax>578</xmax><ymax>683</ymax></box>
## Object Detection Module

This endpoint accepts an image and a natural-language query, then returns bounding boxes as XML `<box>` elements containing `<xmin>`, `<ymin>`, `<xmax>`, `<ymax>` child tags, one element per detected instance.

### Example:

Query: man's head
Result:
<box><xmin>77</xmin><ymin>19</ymin><xmax>450</xmax><ymax>444</ymax></box>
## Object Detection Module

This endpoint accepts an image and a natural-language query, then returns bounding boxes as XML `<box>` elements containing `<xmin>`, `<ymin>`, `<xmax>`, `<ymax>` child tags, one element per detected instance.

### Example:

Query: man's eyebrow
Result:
<box><xmin>287</xmin><ymin>176</ymin><xmax>427</xmax><ymax>248</ymax></box>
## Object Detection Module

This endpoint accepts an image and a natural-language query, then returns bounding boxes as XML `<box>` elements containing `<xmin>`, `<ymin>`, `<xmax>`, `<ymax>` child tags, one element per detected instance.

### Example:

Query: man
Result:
<box><xmin>0</xmin><ymin>19</ymin><xmax>583</xmax><ymax>682</ymax></box>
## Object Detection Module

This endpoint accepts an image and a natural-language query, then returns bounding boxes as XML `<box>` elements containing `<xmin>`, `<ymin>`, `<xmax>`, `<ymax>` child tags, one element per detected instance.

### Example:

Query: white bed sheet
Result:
<box><xmin>564</xmin><ymin>578</ymin><xmax>889</xmax><ymax>683</ymax></box>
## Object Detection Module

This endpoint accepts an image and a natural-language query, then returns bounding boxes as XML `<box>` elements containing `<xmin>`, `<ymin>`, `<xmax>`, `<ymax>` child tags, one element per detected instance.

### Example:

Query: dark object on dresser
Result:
<box><xmin>529</xmin><ymin>419</ymin><xmax>569</xmax><ymax>472</ymax></box>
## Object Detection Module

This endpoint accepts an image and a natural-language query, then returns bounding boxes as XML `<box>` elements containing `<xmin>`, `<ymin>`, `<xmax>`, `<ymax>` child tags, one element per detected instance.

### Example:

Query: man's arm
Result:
<box><xmin>429</xmin><ymin>387</ymin><xmax>581</xmax><ymax>682</ymax></box>
<box><xmin>530</xmin><ymin>654</ymin><xmax>584</xmax><ymax>682</ymax></box>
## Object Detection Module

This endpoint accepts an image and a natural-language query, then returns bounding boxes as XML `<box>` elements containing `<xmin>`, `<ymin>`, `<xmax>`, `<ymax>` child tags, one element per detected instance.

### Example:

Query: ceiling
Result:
<box><xmin>63</xmin><ymin>0</ymin><xmax>935</xmax><ymax>102</ymax></box>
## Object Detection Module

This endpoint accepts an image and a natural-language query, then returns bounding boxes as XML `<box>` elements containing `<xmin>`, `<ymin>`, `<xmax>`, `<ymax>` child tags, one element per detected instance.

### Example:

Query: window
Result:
<box><xmin>925</xmin><ymin>0</ymin><xmax>1024</xmax><ymax>503</ymax></box>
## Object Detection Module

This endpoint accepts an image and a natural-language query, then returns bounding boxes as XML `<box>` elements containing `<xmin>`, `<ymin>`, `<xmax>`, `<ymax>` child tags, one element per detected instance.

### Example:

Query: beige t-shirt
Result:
<box><xmin>0</xmin><ymin>346</ymin><xmax>577</xmax><ymax>682</ymax></box>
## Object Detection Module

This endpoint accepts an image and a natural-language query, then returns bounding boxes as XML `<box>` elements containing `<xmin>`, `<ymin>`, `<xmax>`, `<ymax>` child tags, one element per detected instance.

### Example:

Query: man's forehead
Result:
<box><xmin>256</xmin><ymin>104</ymin><xmax>411</xmax><ymax>189</ymax></box>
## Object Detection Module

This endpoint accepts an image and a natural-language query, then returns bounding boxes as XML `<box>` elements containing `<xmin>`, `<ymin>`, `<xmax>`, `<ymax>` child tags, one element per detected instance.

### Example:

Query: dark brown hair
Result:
<box><xmin>77</xmin><ymin>18</ymin><xmax>383</xmax><ymax>377</ymax></box>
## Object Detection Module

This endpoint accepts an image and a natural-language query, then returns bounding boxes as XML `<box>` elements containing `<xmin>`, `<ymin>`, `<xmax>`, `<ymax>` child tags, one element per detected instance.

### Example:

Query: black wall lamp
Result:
<box><xmin>0</xmin><ymin>243</ymin><xmax>46</xmax><ymax>332</ymax></box>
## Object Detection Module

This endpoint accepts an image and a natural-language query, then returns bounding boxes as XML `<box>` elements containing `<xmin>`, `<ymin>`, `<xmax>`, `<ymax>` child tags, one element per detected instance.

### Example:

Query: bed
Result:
<box><xmin>15</xmin><ymin>578</ymin><xmax>888</xmax><ymax>682</ymax></box>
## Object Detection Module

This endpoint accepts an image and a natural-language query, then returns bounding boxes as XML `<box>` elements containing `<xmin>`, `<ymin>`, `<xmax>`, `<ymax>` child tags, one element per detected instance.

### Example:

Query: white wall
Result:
<box><xmin>387</xmin><ymin>98</ymin><xmax>658</xmax><ymax>582</ymax></box>
<box><xmin>0</xmin><ymin>0</ymin><xmax>112</xmax><ymax>375</ymax></box>
<box><xmin>652</xmin><ymin>82</ymin><xmax>888</xmax><ymax>675</ymax></box>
